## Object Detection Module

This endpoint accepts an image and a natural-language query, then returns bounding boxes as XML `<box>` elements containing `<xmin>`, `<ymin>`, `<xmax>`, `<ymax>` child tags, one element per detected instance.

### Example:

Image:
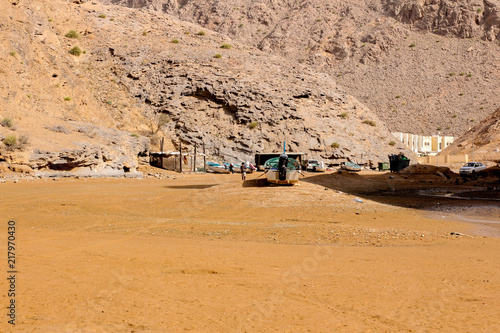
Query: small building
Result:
<box><xmin>419</xmin><ymin>136</ymin><xmax>433</xmax><ymax>155</ymax></box>
<box><xmin>149</xmin><ymin>151</ymin><xmax>205</xmax><ymax>173</ymax></box>
<box><xmin>392</xmin><ymin>132</ymin><xmax>455</xmax><ymax>156</ymax></box>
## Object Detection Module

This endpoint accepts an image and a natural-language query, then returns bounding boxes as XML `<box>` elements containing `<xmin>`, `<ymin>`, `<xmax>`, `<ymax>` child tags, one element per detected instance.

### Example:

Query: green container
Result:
<box><xmin>378</xmin><ymin>162</ymin><xmax>389</xmax><ymax>171</ymax></box>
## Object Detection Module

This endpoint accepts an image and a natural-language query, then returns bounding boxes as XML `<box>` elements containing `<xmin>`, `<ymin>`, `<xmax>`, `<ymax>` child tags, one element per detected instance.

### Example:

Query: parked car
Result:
<box><xmin>305</xmin><ymin>159</ymin><xmax>326</xmax><ymax>172</ymax></box>
<box><xmin>459</xmin><ymin>162</ymin><xmax>487</xmax><ymax>175</ymax></box>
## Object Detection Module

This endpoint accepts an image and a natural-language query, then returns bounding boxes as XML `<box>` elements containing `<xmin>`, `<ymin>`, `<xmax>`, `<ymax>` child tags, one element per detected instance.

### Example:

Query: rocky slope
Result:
<box><xmin>0</xmin><ymin>0</ymin><xmax>411</xmax><ymax>177</ymax></box>
<box><xmin>442</xmin><ymin>107</ymin><xmax>500</xmax><ymax>161</ymax></box>
<box><xmin>104</xmin><ymin>0</ymin><xmax>500</xmax><ymax>138</ymax></box>
<box><xmin>89</xmin><ymin>1</ymin><xmax>409</xmax><ymax>165</ymax></box>
<box><xmin>0</xmin><ymin>0</ymin><xmax>150</xmax><ymax>176</ymax></box>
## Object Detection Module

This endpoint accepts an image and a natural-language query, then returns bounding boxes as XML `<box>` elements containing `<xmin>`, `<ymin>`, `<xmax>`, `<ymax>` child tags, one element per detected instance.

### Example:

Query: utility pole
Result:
<box><xmin>193</xmin><ymin>145</ymin><xmax>197</xmax><ymax>173</ymax></box>
<box><xmin>179</xmin><ymin>139</ymin><xmax>182</xmax><ymax>173</ymax></box>
<box><xmin>203</xmin><ymin>143</ymin><xmax>206</xmax><ymax>173</ymax></box>
<box><xmin>436</xmin><ymin>131</ymin><xmax>440</xmax><ymax>167</ymax></box>
<box><xmin>472</xmin><ymin>131</ymin><xmax>475</xmax><ymax>162</ymax></box>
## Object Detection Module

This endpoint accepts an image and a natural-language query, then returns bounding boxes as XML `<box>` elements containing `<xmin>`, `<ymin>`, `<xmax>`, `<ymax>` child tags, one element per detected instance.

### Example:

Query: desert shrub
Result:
<box><xmin>98</xmin><ymin>14</ymin><xmax>106</xmax><ymax>19</ymax></box>
<box><xmin>437</xmin><ymin>126</ymin><xmax>442</xmax><ymax>130</ymax></box>
<box><xmin>65</xmin><ymin>30</ymin><xmax>79</xmax><ymax>39</ymax></box>
<box><xmin>452</xmin><ymin>114</ymin><xmax>457</xmax><ymax>118</ymax></box>
<box><xmin>171</xmin><ymin>39</ymin><xmax>179</xmax><ymax>44</ymax></box>
<box><xmin>395</xmin><ymin>95</ymin><xmax>401</xmax><ymax>98</ymax></box>
<box><xmin>339</xmin><ymin>112</ymin><xmax>348</xmax><ymax>119</ymax></box>
<box><xmin>470</xmin><ymin>118</ymin><xmax>475</xmax><ymax>122</ymax></box>
<box><xmin>9</xmin><ymin>51</ymin><xmax>16</xmax><ymax>57</ymax></box>
<box><xmin>249</xmin><ymin>121</ymin><xmax>258</xmax><ymax>129</ymax></box>
<box><xmin>459</xmin><ymin>72</ymin><xmax>465</xmax><ymax>76</ymax></box>
<box><xmin>64</xmin><ymin>96</ymin><xmax>71</xmax><ymax>101</ymax></box>
<box><xmin>362</xmin><ymin>120</ymin><xmax>376</xmax><ymax>127</ymax></box>
<box><xmin>18</xmin><ymin>134</ymin><xmax>29</xmax><ymax>146</ymax></box>
<box><xmin>142</xmin><ymin>31</ymin><xmax>148</xmax><ymax>36</ymax></box>
<box><xmin>197</xmin><ymin>31</ymin><xmax>206</xmax><ymax>36</ymax></box>
<box><xmin>3</xmin><ymin>135</ymin><xmax>16</xmax><ymax>147</ymax></box>
<box><xmin>110</xmin><ymin>18</ymin><xmax>115</xmax><ymax>21</ymax></box>
<box><xmin>1</xmin><ymin>118</ymin><xmax>13</xmax><ymax>128</ymax></box>
<box><xmin>388</xmin><ymin>141</ymin><xmax>396</xmax><ymax>146</ymax></box>
<box><xmin>409</xmin><ymin>43</ymin><xmax>415</xmax><ymax>47</ymax></box>
<box><xmin>158</xmin><ymin>113</ymin><xmax>170</xmax><ymax>128</ymax></box>
<box><xmin>477</xmin><ymin>8</ymin><xmax>482</xmax><ymax>13</ymax></box>
<box><xmin>331</xmin><ymin>142</ymin><xmax>340</xmax><ymax>149</ymax></box>
<box><xmin>69</xmin><ymin>46</ymin><xmax>82</xmax><ymax>56</ymax></box>
<box><xmin>49</xmin><ymin>125</ymin><xmax>69</xmax><ymax>134</ymax></box>
<box><xmin>131</xmin><ymin>133</ymin><xmax>140</xmax><ymax>138</ymax></box>
<box><xmin>449</xmin><ymin>72</ymin><xmax>455</xmax><ymax>76</ymax></box>
<box><xmin>184</xmin><ymin>31</ymin><xmax>190</xmax><ymax>35</ymax></box>
<box><xmin>221</xmin><ymin>43</ymin><xmax>232</xmax><ymax>49</ymax></box>
<box><xmin>214</xmin><ymin>53</ymin><xmax>222</xmax><ymax>58</ymax></box>
<box><xmin>467</xmin><ymin>73</ymin><xmax>472</xmax><ymax>77</ymax></box>
<box><xmin>459</xmin><ymin>92</ymin><xmax>464</xmax><ymax>96</ymax></box>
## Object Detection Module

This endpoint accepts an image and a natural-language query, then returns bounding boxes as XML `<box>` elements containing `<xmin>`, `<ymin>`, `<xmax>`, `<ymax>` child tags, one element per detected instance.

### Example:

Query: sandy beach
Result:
<box><xmin>0</xmin><ymin>170</ymin><xmax>499</xmax><ymax>332</ymax></box>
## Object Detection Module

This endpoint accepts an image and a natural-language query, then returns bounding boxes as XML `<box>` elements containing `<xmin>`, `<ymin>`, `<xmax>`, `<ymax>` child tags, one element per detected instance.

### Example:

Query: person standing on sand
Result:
<box><xmin>240</xmin><ymin>162</ymin><xmax>247</xmax><ymax>181</ymax></box>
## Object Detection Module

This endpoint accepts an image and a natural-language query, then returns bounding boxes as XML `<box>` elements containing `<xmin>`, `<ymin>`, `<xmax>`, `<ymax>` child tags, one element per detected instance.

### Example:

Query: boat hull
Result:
<box><xmin>207</xmin><ymin>167</ymin><xmax>230</xmax><ymax>174</ymax></box>
<box><xmin>206</xmin><ymin>162</ymin><xmax>231</xmax><ymax>174</ymax></box>
<box><xmin>266</xmin><ymin>170</ymin><xmax>300</xmax><ymax>185</ymax></box>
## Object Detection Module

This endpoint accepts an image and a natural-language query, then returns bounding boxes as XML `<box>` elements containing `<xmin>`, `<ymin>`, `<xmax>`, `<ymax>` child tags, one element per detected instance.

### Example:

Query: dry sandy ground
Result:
<box><xmin>0</xmin><ymin>171</ymin><xmax>499</xmax><ymax>332</ymax></box>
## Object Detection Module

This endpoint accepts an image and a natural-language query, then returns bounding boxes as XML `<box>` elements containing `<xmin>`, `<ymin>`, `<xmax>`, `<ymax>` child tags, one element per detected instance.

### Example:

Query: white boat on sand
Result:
<box><xmin>206</xmin><ymin>161</ymin><xmax>230</xmax><ymax>174</ymax></box>
<box><xmin>264</xmin><ymin>143</ymin><xmax>302</xmax><ymax>185</ymax></box>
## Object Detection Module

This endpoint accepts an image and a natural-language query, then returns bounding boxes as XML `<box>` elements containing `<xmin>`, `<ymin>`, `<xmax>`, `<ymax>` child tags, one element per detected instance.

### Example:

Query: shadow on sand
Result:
<box><xmin>164</xmin><ymin>184</ymin><xmax>219</xmax><ymax>190</ymax></box>
<box><xmin>242</xmin><ymin>177</ymin><xmax>268</xmax><ymax>187</ymax></box>
<box><xmin>303</xmin><ymin>170</ymin><xmax>500</xmax><ymax>211</ymax></box>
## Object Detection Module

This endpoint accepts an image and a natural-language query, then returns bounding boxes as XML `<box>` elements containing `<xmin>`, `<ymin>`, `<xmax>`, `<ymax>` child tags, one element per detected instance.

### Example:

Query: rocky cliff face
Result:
<box><xmin>384</xmin><ymin>0</ymin><xmax>500</xmax><ymax>41</ymax></box>
<box><xmin>91</xmin><ymin>4</ymin><xmax>410</xmax><ymax>165</ymax></box>
<box><xmin>442</xmin><ymin>107</ymin><xmax>500</xmax><ymax>161</ymax></box>
<box><xmin>0</xmin><ymin>0</ymin><xmax>412</xmax><ymax>177</ymax></box>
<box><xmin>0</xmin><ymin>0</ymin><xmax>150</xmax><ymax>177</ymax></box>
<box><xmin>103</xmin><ymin>0</ymin><xmax>500</xmax><ymax>138</ymax></box>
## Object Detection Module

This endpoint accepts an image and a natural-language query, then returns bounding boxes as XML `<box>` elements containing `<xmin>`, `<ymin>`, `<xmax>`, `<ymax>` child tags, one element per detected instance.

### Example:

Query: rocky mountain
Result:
<box><xmin>0</xmin><ymin>0</ymin><xmax>411</xmax><ymax>177</ymax></box>
<box><xmin>0</xmin><ymin>0</ymin><xmax>151</xmax><ymax>176</ymax></box>
<box><xmin>442</xmin><ymin>107</ymin><xmax>500</xmax><ymax>161</ymax></box>
<box><xmin>104</xmin><ymin>0</ymin><xmax>500</xmax><ymax>138</ymax></box>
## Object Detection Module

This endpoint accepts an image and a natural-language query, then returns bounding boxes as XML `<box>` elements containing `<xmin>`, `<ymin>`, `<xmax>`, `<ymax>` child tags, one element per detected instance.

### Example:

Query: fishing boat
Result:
<box><xmin>205</xmin><ymin>161</ymin><xmax>230</xmax><ymax>174</ymax></box>
<box><xmin>264</xmin><ymin>142</ymin><xmax>302</xmax><ymax>185</ymax></box>
<box><xmin>340</xmin><ymin>161</ymin><xmax>362</xmax><ymax>172</ymax></box>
